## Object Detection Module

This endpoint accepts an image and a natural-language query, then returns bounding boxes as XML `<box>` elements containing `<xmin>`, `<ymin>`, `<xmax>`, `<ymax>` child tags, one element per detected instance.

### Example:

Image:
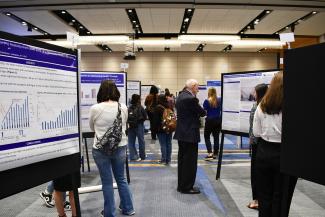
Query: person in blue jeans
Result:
<box><xmin>89</xmin><ymin>80</ymin><xmax>135</xmax><ymax>217</ymax></box>
<box><xmin>153</xmin><ymin>94</ymin><xmax>172</xmax><ymax>165</ymax></box>
<box><xmin>127</xmin><ymin>94</ymin><xmax>147</xmax><ymax>161</ymax></box>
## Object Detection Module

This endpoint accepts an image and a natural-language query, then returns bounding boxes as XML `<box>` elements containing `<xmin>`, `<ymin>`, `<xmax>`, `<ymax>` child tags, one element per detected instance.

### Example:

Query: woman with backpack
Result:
<box><xmin>153</xmin><ymin>94</ymin><xmax>173</xmax><ymax>165</ymax></box>
<box><xmin>203</xmin><ymin>87</ymin><xmax>222</xmax><ymax>160</ymax></box>
<box><xmin>127</xmin><ymin>94</ymin><xmax>148</xmax><ymax>161</ymax></box>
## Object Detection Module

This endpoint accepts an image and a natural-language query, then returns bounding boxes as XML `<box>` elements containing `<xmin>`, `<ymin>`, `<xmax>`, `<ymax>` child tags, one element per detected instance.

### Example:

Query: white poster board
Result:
<box><xmin>80</xmin><ymin>71</ymin><xmax>126</xmax><ymax>132</ymax></box>
<box><xmin>222</xmin><ymin>70</ymin><xmax>279</xmax><ymax>134</ymax></box>
<box><xmin>127</xmin><ymin>80</ymin><xmax>141</xmax><ymax>106</ymax></box>
<box><xmin>141</xmin><ymin>85</ymin><xmax>152</xmax><ymax>106</ymax></box>
<box><xmin>196</xmin><ymin>85</ymin><xmax>208</xmax><ymax>106</ymax></box>
<box><xmin>0</xmin><ymin>36</ymin><xmax>79</xmax><ymax>172</ymax></box>
<box><xmin>206</xmin><ymin>80</ymin><xmax>221</xmax><ymax>97</ymax></box>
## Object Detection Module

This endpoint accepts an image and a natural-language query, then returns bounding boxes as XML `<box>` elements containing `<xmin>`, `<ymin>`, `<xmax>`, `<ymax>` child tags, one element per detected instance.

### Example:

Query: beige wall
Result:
<box><xmin>81</xmin><ymin>52</ymin><xmax>278</xmax><ymax>94</ymax></box>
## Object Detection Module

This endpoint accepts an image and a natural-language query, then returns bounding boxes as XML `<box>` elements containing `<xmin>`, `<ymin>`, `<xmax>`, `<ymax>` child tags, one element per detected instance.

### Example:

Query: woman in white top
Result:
<box><xmin>89</xmin><ymin>80</ymin><xmax>135</xmax><ymax>217</ymax></box>
<box><xmin>253</xmin><ymin>71</ymin><xmax>296</xmax><ymax>217</ymax></box>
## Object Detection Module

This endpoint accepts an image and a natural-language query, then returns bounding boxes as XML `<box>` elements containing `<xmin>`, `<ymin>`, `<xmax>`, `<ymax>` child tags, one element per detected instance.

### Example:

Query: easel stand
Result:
<box><xmin>81</xmin><ymin>132</ymin><xmax>94</xmax><ymax>172</ymax></box>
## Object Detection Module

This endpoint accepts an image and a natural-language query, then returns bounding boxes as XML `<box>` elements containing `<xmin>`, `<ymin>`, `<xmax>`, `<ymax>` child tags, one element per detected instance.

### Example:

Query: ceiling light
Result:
<box><xmin>132</xmin><ymin>20</ymin><xmax>136</xmax><ymax>23</ymax></box>
<box><xmin>184</xmin><ymin>18</ymin><xmax>189</xmax><ymax>22</ymax></box>
<box><xmin>33</xmin><ymin>27</ymin><xmax>38</xmax><ymax>30</ymax></box>
<box><xmin>21</xmin><ymin>22</ymin><xmax>27</xmax><ymax>26</ymax></box>
<box><xmin>182</xmin><ymin>31</ymin><xmax>185</xmax><ymax>33</ymax></box>
<box><xmin>187</xmin><ymin>9</ymin><xmax>192</xmax><ymax>12</ymax></box>
<box><xmin>5</xmin><ymin>13</ymin><xmax>11</xmax><ymax>16</ymax></box>
<box><xmin>72</xmin><ymin>19</ymin><xmax>75</xmax><ymax>22</ymax></box>
<box><xmin>178</xmin><ymin>35</ymin><xmax>240</xmax><ymax>43</ymax></box>
<box><xmin>241</xmin><ymin>31</ymin><xmax>244</xmax><ymax>34</ymax></box>
<box><xmin>275</xmin><ymin>32</ymin><xmax>279</xmax><ymax>34</ymax></box>
<box><xmin>266</xmin><ymin>10</ymin><xmax>271</xmax><ymax>14</ymax></box>
<box><xmin>128</xmin><ymin>9</ymin><xmax>132</xmax><ymax>13</ymax></box>
<box><xmin>79</xmin><ymin>26</ymin><xmax>83</xmax><ymax>29</ymax></box>
<box><xmin>312</xmin><ymin>11</ymin><xmax>317</xmax><ymax>14</ymax></box>
<box><xmin>44</xmin><ymin>33</ymin><xmax>48</xmax><ymax>35</ymax></box>
<box><xmin>225</xmin><ymin>39</ymin><xmax>285</xmax><ymax>48</ymax></box>
<box><xmin>285</xmin><ymin>26</ymin><xmax>289</xmax><ymax>29</ymax></box>
<box><xmin>87</xmin><ymin>31</ymin><xmax>90</xmax><ymax>34</ymax></box>
<box><xmin>61</xmin><ymin>11</ymin><xmax>66</xmax><ymax>14</ymax></box>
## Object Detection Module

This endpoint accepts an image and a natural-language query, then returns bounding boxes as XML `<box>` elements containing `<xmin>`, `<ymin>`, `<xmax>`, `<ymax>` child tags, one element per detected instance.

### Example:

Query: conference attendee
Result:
<box><xmin>127</xmin><ymin>94</ymin><xmax>147</xmax><ymax>161</ymax></box>
<box><xmin>145</xmin><ymin>85</ymin><xmax>159</xmax><ymax>140</ymax></box>
<box><xmin>165</xmin><ymin>88</ymin><xmax>175</xmax><ymax>110</ymax></box>
<box><xmin>203</xmin><ymin>87</ymin><xmax>221</xmax><ymax>160</ymax></box>
<box><xmin>39</xmin><ymin>181</ymin><xmax>71</xmax><ymax>210</ymax></box>
<box><xmin>247</xmin><ymin>83</ymin><xmax>268</xmax><ymax>210</ymax></box>
<box><xmin>253</xmin><ymin>72</ymin><xmax>297</xmax><ymax>216</ymax></box>
<box><xmin>89</xmin><ymin>80</ymin><xmax>135</xmax><ymax>217</ymax></box>
<box><xmin>174</xmin><ymin>79</ymin><xmax>206</xmax><ymax>194</ymax></box>
<box><xmin>153</xmin><ymin>94</ymin><xmax>173</xmax><ymax>165</ymax></box>
<box><xmin>53</xmin><ymin>172</ymin><xmax>80</xmax><ymax>217</ymax></box>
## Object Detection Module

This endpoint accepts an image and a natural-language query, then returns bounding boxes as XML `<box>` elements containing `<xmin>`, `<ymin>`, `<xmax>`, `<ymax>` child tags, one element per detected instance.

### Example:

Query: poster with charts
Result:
<box><xmin>80</xmin><ymin>71</ymin><xmax>126</xmax><ymax>132</ymax></box>
<box><xmin>197</xmin><ymin>85</ymin><xmax>208</xmax><ymax>106</ymax></box>
<box><xmin>221</xmin><ymin>70</ymin><xmax>279</xmax><ymax>134</ymax></box>
<box><xmin>0</xmin><ymin>36</ymin><xmax>79</xmax><ymax>172</ymax></box>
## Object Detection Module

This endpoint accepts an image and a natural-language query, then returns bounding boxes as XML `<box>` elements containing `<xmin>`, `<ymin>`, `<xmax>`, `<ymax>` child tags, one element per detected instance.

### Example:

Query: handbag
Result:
<box><xmin>95</xmin><ymin>103</ymin><xmax>122</xmax><ymax>155</ymax></box>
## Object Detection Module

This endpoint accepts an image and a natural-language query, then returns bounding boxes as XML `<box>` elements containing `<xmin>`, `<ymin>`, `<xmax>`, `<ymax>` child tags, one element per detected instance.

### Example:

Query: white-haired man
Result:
<box><xmin>174</xmin><ymin>79</ymin><xmax>206</xmax><ymax>194</ymax></box>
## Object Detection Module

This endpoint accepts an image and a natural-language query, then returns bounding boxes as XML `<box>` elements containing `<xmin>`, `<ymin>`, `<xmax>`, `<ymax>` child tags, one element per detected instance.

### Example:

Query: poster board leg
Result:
<box><xmin>72</xmin><ymin>173</ymin><xmax>82</xmax><ymax>217</ymax></box>
<box><xmin>84</xmin><ymin>138</ymin><xmax>90</xmax><ymax>172</ymax></box>
<box><xmin>126</xmin><ymin>147</ymin><xmax>131</xmax><ymax>184</ymax></box>
<box><xmin>216</xmin><ymin>133</ymin><xmax>225</xmax><ymax>180</ymax></box>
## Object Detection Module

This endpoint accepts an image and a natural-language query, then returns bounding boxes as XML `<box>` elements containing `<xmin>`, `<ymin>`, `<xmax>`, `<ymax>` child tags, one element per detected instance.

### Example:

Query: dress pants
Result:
<box><xmin>177</xmin><ymin>141</ymin><xmax>198</xmax><ymax>191</ymax></box>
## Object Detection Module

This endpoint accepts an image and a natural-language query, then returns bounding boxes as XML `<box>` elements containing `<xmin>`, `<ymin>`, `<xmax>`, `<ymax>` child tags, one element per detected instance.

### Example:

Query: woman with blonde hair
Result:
<box><xmin>203</xmin><ymin>87</ymin><xmax>222</xmax><ymax>160</ymax></box>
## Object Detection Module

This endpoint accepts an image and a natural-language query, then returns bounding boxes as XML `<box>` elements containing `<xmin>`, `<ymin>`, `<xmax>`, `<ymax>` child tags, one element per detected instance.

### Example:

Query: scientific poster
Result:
<box><xmin>80</xmin><ymin>72</ymin><xmax>126</xmax><ymax>132</ymax></box>
<box><xmin>0</xmin><ymin>37</ymin><xmax>79</xmax><ymax>171</ymax></box>
<box><xmin>222</xmin><ymin>70</ymin><xmax>278</xmax><ymax>134</ymax></box>
<box><xmin>127</xmin><ymin>80</ymin><xmax>141</xmax><ymax>106</ymax></box>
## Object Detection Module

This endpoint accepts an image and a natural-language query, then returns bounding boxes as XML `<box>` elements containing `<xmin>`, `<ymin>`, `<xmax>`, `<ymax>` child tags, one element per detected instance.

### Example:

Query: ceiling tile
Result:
<box><xmin>295</xmin><ymin>12</ymin><xmax>325</xmax><ymax>36</ymax></box>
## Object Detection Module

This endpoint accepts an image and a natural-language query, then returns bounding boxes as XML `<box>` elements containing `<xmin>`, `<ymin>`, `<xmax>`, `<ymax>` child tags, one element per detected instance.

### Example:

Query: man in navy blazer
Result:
<box><xmin>174</xmin><ymin>79</ymin><xmax>206</xmax><ymax>194</ymax></box>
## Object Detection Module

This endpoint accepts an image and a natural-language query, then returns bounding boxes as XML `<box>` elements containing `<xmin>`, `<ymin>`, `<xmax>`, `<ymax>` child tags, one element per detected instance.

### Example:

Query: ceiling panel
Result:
<box><xmin>188</xmin><ymin>9</ymin><xmax>262</xmax><ymax>34</ymax></box>
<box><xmin>137</xmin><ymin>8</ymin><xmax>184</xmax><ymax>33</ymax></box>
<box><xmin>249</xmin><ymin>10</ymin><xmax>309</xmax><ymax>34</ymax></box>
<box><xmin>13</xmin><ymin>10</ymin><xmax>76</xmax><ymax>35</ymax></box>
<box><xmin>78</xmin><ymin>45</ymin><xmax>101</xmax><ymax>52</ymax></box>
<box><xmin>108</xmin><ymin>44</ymin><xmax>128</xmax><ymax>52</ymax></box>
<box><xmin>68</xmin><ymin>8</ymin><xmax>133</xmax><ymax>34</ymax></box>
<box><xmin>0</xmin><ymin>13</ymin><xmax>40</xmax><ymax>36</ymax></box>
<box><xmin>295</xmin><ymin>12</ymin><xmax>325</xmax><ymax>36</ymax></box>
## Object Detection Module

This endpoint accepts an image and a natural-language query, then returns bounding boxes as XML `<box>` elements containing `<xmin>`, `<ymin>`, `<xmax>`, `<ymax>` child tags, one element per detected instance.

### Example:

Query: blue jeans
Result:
<box><xmin>128</xmin><ymin>123</ymin><xmax>146</xmax><ymax>160</ymax></box>
<box><xmin>92</xmin><ymin>146</ymin><xmax>134</xmax><ymax>217</ymax></box>
<box><xmin>157</xmin><ymin>132</ymin><xmax>172</xmax><ymax>163</ymax></box>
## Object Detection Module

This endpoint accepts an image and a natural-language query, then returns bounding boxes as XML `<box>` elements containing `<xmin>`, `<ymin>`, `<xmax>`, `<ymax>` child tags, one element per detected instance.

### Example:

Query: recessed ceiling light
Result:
<box><xmin>135</xmin><ymin>25</ymin><xmax>139</xmax><ymax>27</ymax></box>
<box><xmin>285</xmin><ymin>26</ymin><xmax>289</xmax><ymax>29</ymax></box>
<box><xmin>241</xmin><ymin>31</ymin><xmax>244</xmax><ymax>34</ymax></box>
<box><xmin>266</xmin><ymin>10</ymin><xmax>271</xmax><ymax>14</ymax></box>
<box><xmin>182</xmin><ymin>31</ymin><xmax>185</xmax><ymax>33</ymax></box>
<box><xmin>132</xmin><ymin>20</ymin><xmax>136</xmax><ymax>23</ymax></box>
<box><xmin>79</xmin><ymin>26</ymin><xmax>83</xmax><ymax>29</ymax></box>
<box><xmin>275</xmin><ymin>32</ymin><xmax>279</xmax><ymax>34</ymax></box>
<box><xmin>184</xmin><ymin>18</ymin><xmax>189</xmax><ymax>22</ymax></box>
<box><xmin>312</xmin><ymin>11</ymin><xmax>317</xmax><ymax>14</ymax></box>
<box><xmin>22</xmin><ymin>22</ymin><xmax>27</xmax><ymax>25</ymax></box>
<box><xmin>61</xmin><ymin>11</ymin><xmax>66</xmax><ymax>14</ymax></box>
<box><xmin>72</xmin><ymin>19</ymin><xmax>75</xmax><ymax>22</ymax></box>
<box><xmin>44</xmin><ymin>32</ymin><xmax>48</xmax><ymax>35</ymax></box>
<box><xmin>33</xmin><ymin>27</ymin><xmax>38</xmax><ymax>30</ymax></box>
<box><xmin>6</xmin><ymin>13</ymin><xmax>11</xmax><ymax>16</ymax></box>
<box><xmin>188</xmin><ymin>9</ymin><xmax>192</xmax><ymax>12</ymax></box>
<box><xmin>128</xmin><ymin>9</ymin><xmax>132</xmax><ymax>13</ymax></box>
<box><xmin>87</xmin><ymin>31</ymin><xmax>90</xmax><ymax>34</ymax></box>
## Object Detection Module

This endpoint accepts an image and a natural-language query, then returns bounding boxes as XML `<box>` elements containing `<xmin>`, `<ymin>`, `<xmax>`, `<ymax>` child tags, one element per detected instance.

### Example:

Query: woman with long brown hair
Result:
<box><xmin>253</xmin><ymin>71</ymin><xmax>296</xmax><ymax>216</ymax></box>
<box><xmin>203</xmin><ymin>87</ymin><xmax>221</xmax><ymax>160</ymax></box>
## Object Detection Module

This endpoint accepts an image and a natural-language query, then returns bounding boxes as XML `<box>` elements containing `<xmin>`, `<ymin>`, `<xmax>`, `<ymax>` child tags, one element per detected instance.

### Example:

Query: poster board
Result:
<box><xmin>141</xmin><ymin>85</ymin><xmax>152</xmax><ymax>106</ymax></box>
<box><xmin>221</xmin><ymin>69</ymin><xmax>279</xmax><ymax>135</ymax></box>
<box><xmin>281</xmin><ymin>43</ymin><xmax>325</xmax><ymax>185</ymax></box>
<box><xmin>80</xmin><ymin>71</ymin><xmax>127</xmax><ymax>133</ymax></box>
<box><xmin>196</xmin><ymin>85</ymin><xmax>208</xmax><ymax>106</ymax></box>
<box><xmin>0</xmin><ymin>31</ymin><xmax>80</xmax><ymax>199</ymax></box>
<box><xmin>206</xmin><ymin>80</ymin><xmax>221</xmax><ymax>97</ymax></box>
<box><xmin>127</xmin><ymin>80</ymin><xmax>141</xmax><ymax>106</ymax></box>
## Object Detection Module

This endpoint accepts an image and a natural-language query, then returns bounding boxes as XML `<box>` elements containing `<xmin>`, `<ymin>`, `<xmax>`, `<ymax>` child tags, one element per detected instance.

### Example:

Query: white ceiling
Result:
<box><xmin>0</xmin><ymin>1</ymin><xmax>324</xmax><ymax>52</ymax></box>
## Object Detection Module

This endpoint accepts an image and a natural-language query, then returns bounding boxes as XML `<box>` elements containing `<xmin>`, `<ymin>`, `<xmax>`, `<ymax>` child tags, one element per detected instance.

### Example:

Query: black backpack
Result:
<box><xmin>127</xmin><ymin>105</ymin><xmax>139</xmax><ymax>128</ymax></box>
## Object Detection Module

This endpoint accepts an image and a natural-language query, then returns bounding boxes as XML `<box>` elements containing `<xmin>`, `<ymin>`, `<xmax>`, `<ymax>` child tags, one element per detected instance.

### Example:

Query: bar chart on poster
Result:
<box><xmin>0</xmin><ymin>36</ymin><xmax>79</xmax><ymax>172</ymax></box>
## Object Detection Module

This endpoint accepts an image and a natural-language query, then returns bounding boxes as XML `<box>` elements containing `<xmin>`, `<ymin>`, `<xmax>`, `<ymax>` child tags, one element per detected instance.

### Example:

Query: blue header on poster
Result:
<box><xmin>81</xmin><ymin>73</ymin><xmax>125</xmax><ymax>85</ymax></box>
<box><xmin>0</xmin><ymin>38</ymin><xmax>77</xmax><ymax>72</ymax></box>
<box><xmin>199</xmin><ymin>85</ymin><xmax>207</xmax><ymax>90</ymax></box>
<box><xmin>223</xmin><ymin>73</ymin><xmax>262</xmax><ymax>78</ymax></box>
<box><xmin>207</xmin><ymin>80</ymin><xmax>221</xmax><ymax>86</ymax></box>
